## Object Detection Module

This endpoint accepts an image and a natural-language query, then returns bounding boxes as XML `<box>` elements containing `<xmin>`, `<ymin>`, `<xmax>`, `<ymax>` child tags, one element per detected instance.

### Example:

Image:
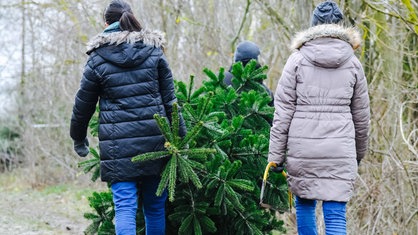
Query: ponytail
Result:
<box><xmin>119</xmin><ymin>11</ymin><xmax>142</xmax><ymax>32</ymax></box>
<box><xmin>104</xmin><ymin>0</ymin><xmax>142</xmax><ymax>32</ymax></box>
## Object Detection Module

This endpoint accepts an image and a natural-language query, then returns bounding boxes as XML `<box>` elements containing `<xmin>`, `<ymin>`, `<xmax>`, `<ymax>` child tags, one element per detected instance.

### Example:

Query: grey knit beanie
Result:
<box><xmin>234</xmin><ymin>41</ymin><xmax>260</xmax><ymax>62</ymax></box>
<box><xmin>311</xmin><ymin>1</ymin><xmax>344</xmax><ymax>27</ymax></box>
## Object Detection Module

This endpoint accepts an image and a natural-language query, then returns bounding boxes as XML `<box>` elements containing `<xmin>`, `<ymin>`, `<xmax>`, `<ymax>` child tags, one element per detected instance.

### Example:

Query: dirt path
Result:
<box><xmin>0</xmin><ymin>173</ymin><xmax>107</xmax><ymax>235</ymax></box>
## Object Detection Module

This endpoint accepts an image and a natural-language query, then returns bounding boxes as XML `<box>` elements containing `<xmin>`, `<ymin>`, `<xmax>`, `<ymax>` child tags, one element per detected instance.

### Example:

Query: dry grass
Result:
<box><xmin>0</xmin><ymin>168</ymin><xmax>107</xmax><ymax>235</ymax></box>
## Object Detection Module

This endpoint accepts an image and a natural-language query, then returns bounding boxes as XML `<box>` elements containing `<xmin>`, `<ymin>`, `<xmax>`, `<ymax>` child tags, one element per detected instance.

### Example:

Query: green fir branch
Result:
<box><xmin>197</xmin><ymin>92</ymin><xmax>214</xmax><ymax>121</ymax></box>
<box><xmin>175</xmin><ymin>80</ymin><xmax>188</xmax><ymax>102</ymax></box>
<box><xmin>227</xmin><ymin>179</ymin><xmax>254</xmax><ymax>192</ymax></box>
<box><xmin>179</xmin><ymin>121</ymin><xmax>204</xmax><ymax>148</ymax></box>
<box><xmin>78</xmin><ymin>147</ymin><xmax>100</xmax><ymax>182</ymax></box>
<box><xmin>178</xmin><ymin>214</ymin><xmax>193</xmax><ymax>234</ymax></box>
<box><xmin>131</xmin><ymin>150</ymin><xmax>169</xmax><ymax>162</ymax></box>
<box><xmin>83</xmin><ymin>191</ymin><xmax>115</xmax><ymax>235</ymax></box>
<box><xmin>187</xmin><ymin>75</ymin><xmax>195</xmax><ymax>102</ymax></box>
<box><xmin>193</xmin><ymin>216</ymin><xmax>203</xmax><ymax>235</ymax></box>
<box><xmin>178</xmin><ymin>148</ymin><xmax>216</xmax><ymax>157</ymax></box>
<box><xmin>153</xmin><ymin>114</ymin><xmax>174</xmax><ymax>143</ymax></box>
<box><xmin>171</xmin><ymin>103</ymin><xmax>182</xmax><ymax>146</ymax></box>
<box><xmin>182</xmin><ymin>103</ymin><xmax>198</xmax><ymax>122</ymax></box>
<box><xmin>224</xmin><ymin>184</ymin><xmax>245</xmax><ymax>211</ymax></box>
<box><xmin>203</xmin><ymin>67</ymin><xmax>226</xmax><ymax>90</ymax></box>
<box><xmin>177</xmin><ymin>155</ymin><xmax>190</xmax><ymax>183</ymax></box>
<box><xmin>214</xmin><ymin>184</ymin><xmax>224</xmax><ymax>207</ymax></box>
<box><xmin>178</xmin><ymin>156</ymin><xmax>203</xmax><ymax>189</ymax></box>
<box><xmin>156</xmin><ymin>162</ymin><xmax>170</xmax><ymax>195</ymax></box>
<box><xmin>168</xmin><ymin>154</ymin><xmax>178</xmax><ymax>201</ymax></box>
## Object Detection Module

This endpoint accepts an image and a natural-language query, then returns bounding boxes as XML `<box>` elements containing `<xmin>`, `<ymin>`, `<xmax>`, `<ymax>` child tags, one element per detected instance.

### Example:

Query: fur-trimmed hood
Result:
<box><xmin>291</xmin><ymin>24</ymin><xmax>361</xmax><ymax>68</ymax></box>
<box><xmin>86</xmin><ymin>29</ymin><xmax>166</xmax><ymax>54</ymax></box>
<box><xmin>291</xmin><ymin>24</ymin><xmax>361</xmax><ymax>50</ymax></box>
<box><xmin>85</xmin><ymin>29</ymin><xmax>166</xmax><ymax>67</ymax></box>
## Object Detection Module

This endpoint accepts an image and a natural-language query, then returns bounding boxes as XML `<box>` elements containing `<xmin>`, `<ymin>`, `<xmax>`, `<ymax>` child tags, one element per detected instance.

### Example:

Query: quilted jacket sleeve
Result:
<box><xmin>268</xmin><ymin>52</ymin><xmax>300</xmax><ymax>165</ymax></box>
<box><xmin>157</xmin><ymin>53</ymin><xmax>187</xmax><ymax>137</ymax></box>
<box><xmin>350</xmin><ymin>59</ymin><xmax>370</xmax><ymax>162</ymax></box>
<box><xmin>70</xmin><ymin>57</ymin><xmax>100</xmax><ymax>141</ymax></box>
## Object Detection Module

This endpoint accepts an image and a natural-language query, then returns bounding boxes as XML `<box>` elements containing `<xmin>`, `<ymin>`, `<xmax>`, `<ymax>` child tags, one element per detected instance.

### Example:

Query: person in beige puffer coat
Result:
<box><xmin>268</xmin><ymin>1</ymin><xmax>370</xmax><ymax>235</ymax></box>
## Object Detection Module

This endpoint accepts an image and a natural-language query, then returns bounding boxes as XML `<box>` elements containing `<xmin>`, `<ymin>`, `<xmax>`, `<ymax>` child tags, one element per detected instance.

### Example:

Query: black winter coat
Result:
<box><xmin>70</xmin><ymin>29</ymin><xmax>186</xmax><ymax>183</ymax></box>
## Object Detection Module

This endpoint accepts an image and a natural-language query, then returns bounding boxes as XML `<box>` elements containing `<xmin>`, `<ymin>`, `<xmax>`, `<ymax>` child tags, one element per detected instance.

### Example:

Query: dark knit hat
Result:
<box><xmin>311</xmin><ymin>1</ymin><xmax>344</xmax><ymax>27</ymax></box>
<box><xmin>234</xmin><ymin>41</ymin><xmax>260</xmax><ymax>62</ymax></box>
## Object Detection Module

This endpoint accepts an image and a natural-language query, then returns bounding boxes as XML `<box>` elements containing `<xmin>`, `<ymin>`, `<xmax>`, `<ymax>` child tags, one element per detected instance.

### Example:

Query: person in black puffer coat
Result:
<box><xmin>70</xmin><ymin>1</ymin><xmax>186</xmax><ymax>234</ymax></box>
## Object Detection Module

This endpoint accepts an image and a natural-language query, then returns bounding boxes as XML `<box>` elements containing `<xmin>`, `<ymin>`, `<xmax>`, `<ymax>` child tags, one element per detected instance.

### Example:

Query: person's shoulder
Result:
<box><xmin>289</xmin><ymin>50</ymin><xmax>303</xmax><ymax>59</ymax></box>
<box><xmin>85</xmin><ymin>50</ymin><xmax>101</xmax><ymax>66</ymax></box>
<box><xmin>285</xmin><ymin>51</ymin><xmax>304</xmax><ymax>67</ymax></box>
<box><xmin>343</xmin><ymin>53</ymin><xmax>364</xmax><ymax>71</ymax></box>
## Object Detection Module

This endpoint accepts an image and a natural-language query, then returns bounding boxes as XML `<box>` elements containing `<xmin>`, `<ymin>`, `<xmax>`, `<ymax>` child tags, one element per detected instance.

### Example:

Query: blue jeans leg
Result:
<box><xmin>111</xmin><ymin>181</ymin><xmax>138</xmax><ymax>235</ymax></box>
<box><xmin>323</xmin><ymin>201</ymin><xmax>347</xmax><ymax>235</ymax></box>
<box><xmin>295</xmin><ymin>196</ymin><xmax>318</xmax><ymax>235</ymax></box>
<box><xmin>141</xmin><ymin>176</ymin><xmax>167</xmax><ymax>235</ymax></box>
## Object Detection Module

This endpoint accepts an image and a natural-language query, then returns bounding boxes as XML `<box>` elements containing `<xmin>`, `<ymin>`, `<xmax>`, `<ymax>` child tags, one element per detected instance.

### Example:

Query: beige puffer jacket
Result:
<box><xmin>268</xmin><ymin>24</ymin><xmax>370</xmax><ymax>202</ymax></box>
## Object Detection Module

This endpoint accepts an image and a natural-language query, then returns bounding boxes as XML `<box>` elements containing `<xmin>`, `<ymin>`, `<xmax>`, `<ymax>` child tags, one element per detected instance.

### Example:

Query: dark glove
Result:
<box><xmin>357</xmin><ymin>159</ymin><xmax>361</xmax><ymax>166</ymax></box>
<box><xmin>74</xmin><ymin>138</ymin><xmax>89</xmax><ymax>157</ymax></box>
<box><xmin>270</xmin><ymin>164</ymin><xmax>284</xmax><ymax>173</ymax></box>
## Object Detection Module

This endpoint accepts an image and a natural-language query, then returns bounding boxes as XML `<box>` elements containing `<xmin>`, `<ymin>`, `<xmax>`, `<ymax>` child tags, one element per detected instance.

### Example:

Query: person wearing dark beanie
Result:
<box><xmin>268</xmin><ymin>1</ymin><xmax>370</xmax><ymax>235</ymax></box>
<box><xmin>311</xmin><ymin>1</ymin><xmax>344</xmax><ymax>26</ymax></box>
<box><xmin>233</xmin><ymin>41</ymin><xmax>260</xmax><ymax>63</ymax></box>
<box><xmin>223</xmin><ymin>41</ymin><xmax>274</xmax><ymax>108</ymax></box>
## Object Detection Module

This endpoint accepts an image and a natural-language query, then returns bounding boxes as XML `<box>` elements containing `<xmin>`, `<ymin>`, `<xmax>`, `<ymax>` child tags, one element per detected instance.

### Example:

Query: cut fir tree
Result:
<box><xmin>79</xmin><ymin>59</ymin><xmax>290</xmax><ymax>234</ymax></box>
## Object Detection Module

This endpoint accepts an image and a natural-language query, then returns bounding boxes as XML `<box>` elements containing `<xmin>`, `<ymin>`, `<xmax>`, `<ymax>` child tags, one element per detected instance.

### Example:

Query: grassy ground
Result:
<box><xmin>0</xmin><ymin>169</ymin><xmax>107</xmax><ymax>235</ymax></box>
<box><xmin>0</xmin><ymin>168</ymin><xmax>299</xmax><ymax>235</ymax></box>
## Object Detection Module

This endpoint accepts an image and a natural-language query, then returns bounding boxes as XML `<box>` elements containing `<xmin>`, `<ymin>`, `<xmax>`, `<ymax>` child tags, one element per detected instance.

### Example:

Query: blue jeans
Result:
<box><xmin>296</xmin><ymin>196</ymin><xmax>347</xmax><ymax>235</ymax></box>
<box><xmin>111</xmin><ymin>176</ymin><xmax>167</xmax><ymax>235</ymax></box>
